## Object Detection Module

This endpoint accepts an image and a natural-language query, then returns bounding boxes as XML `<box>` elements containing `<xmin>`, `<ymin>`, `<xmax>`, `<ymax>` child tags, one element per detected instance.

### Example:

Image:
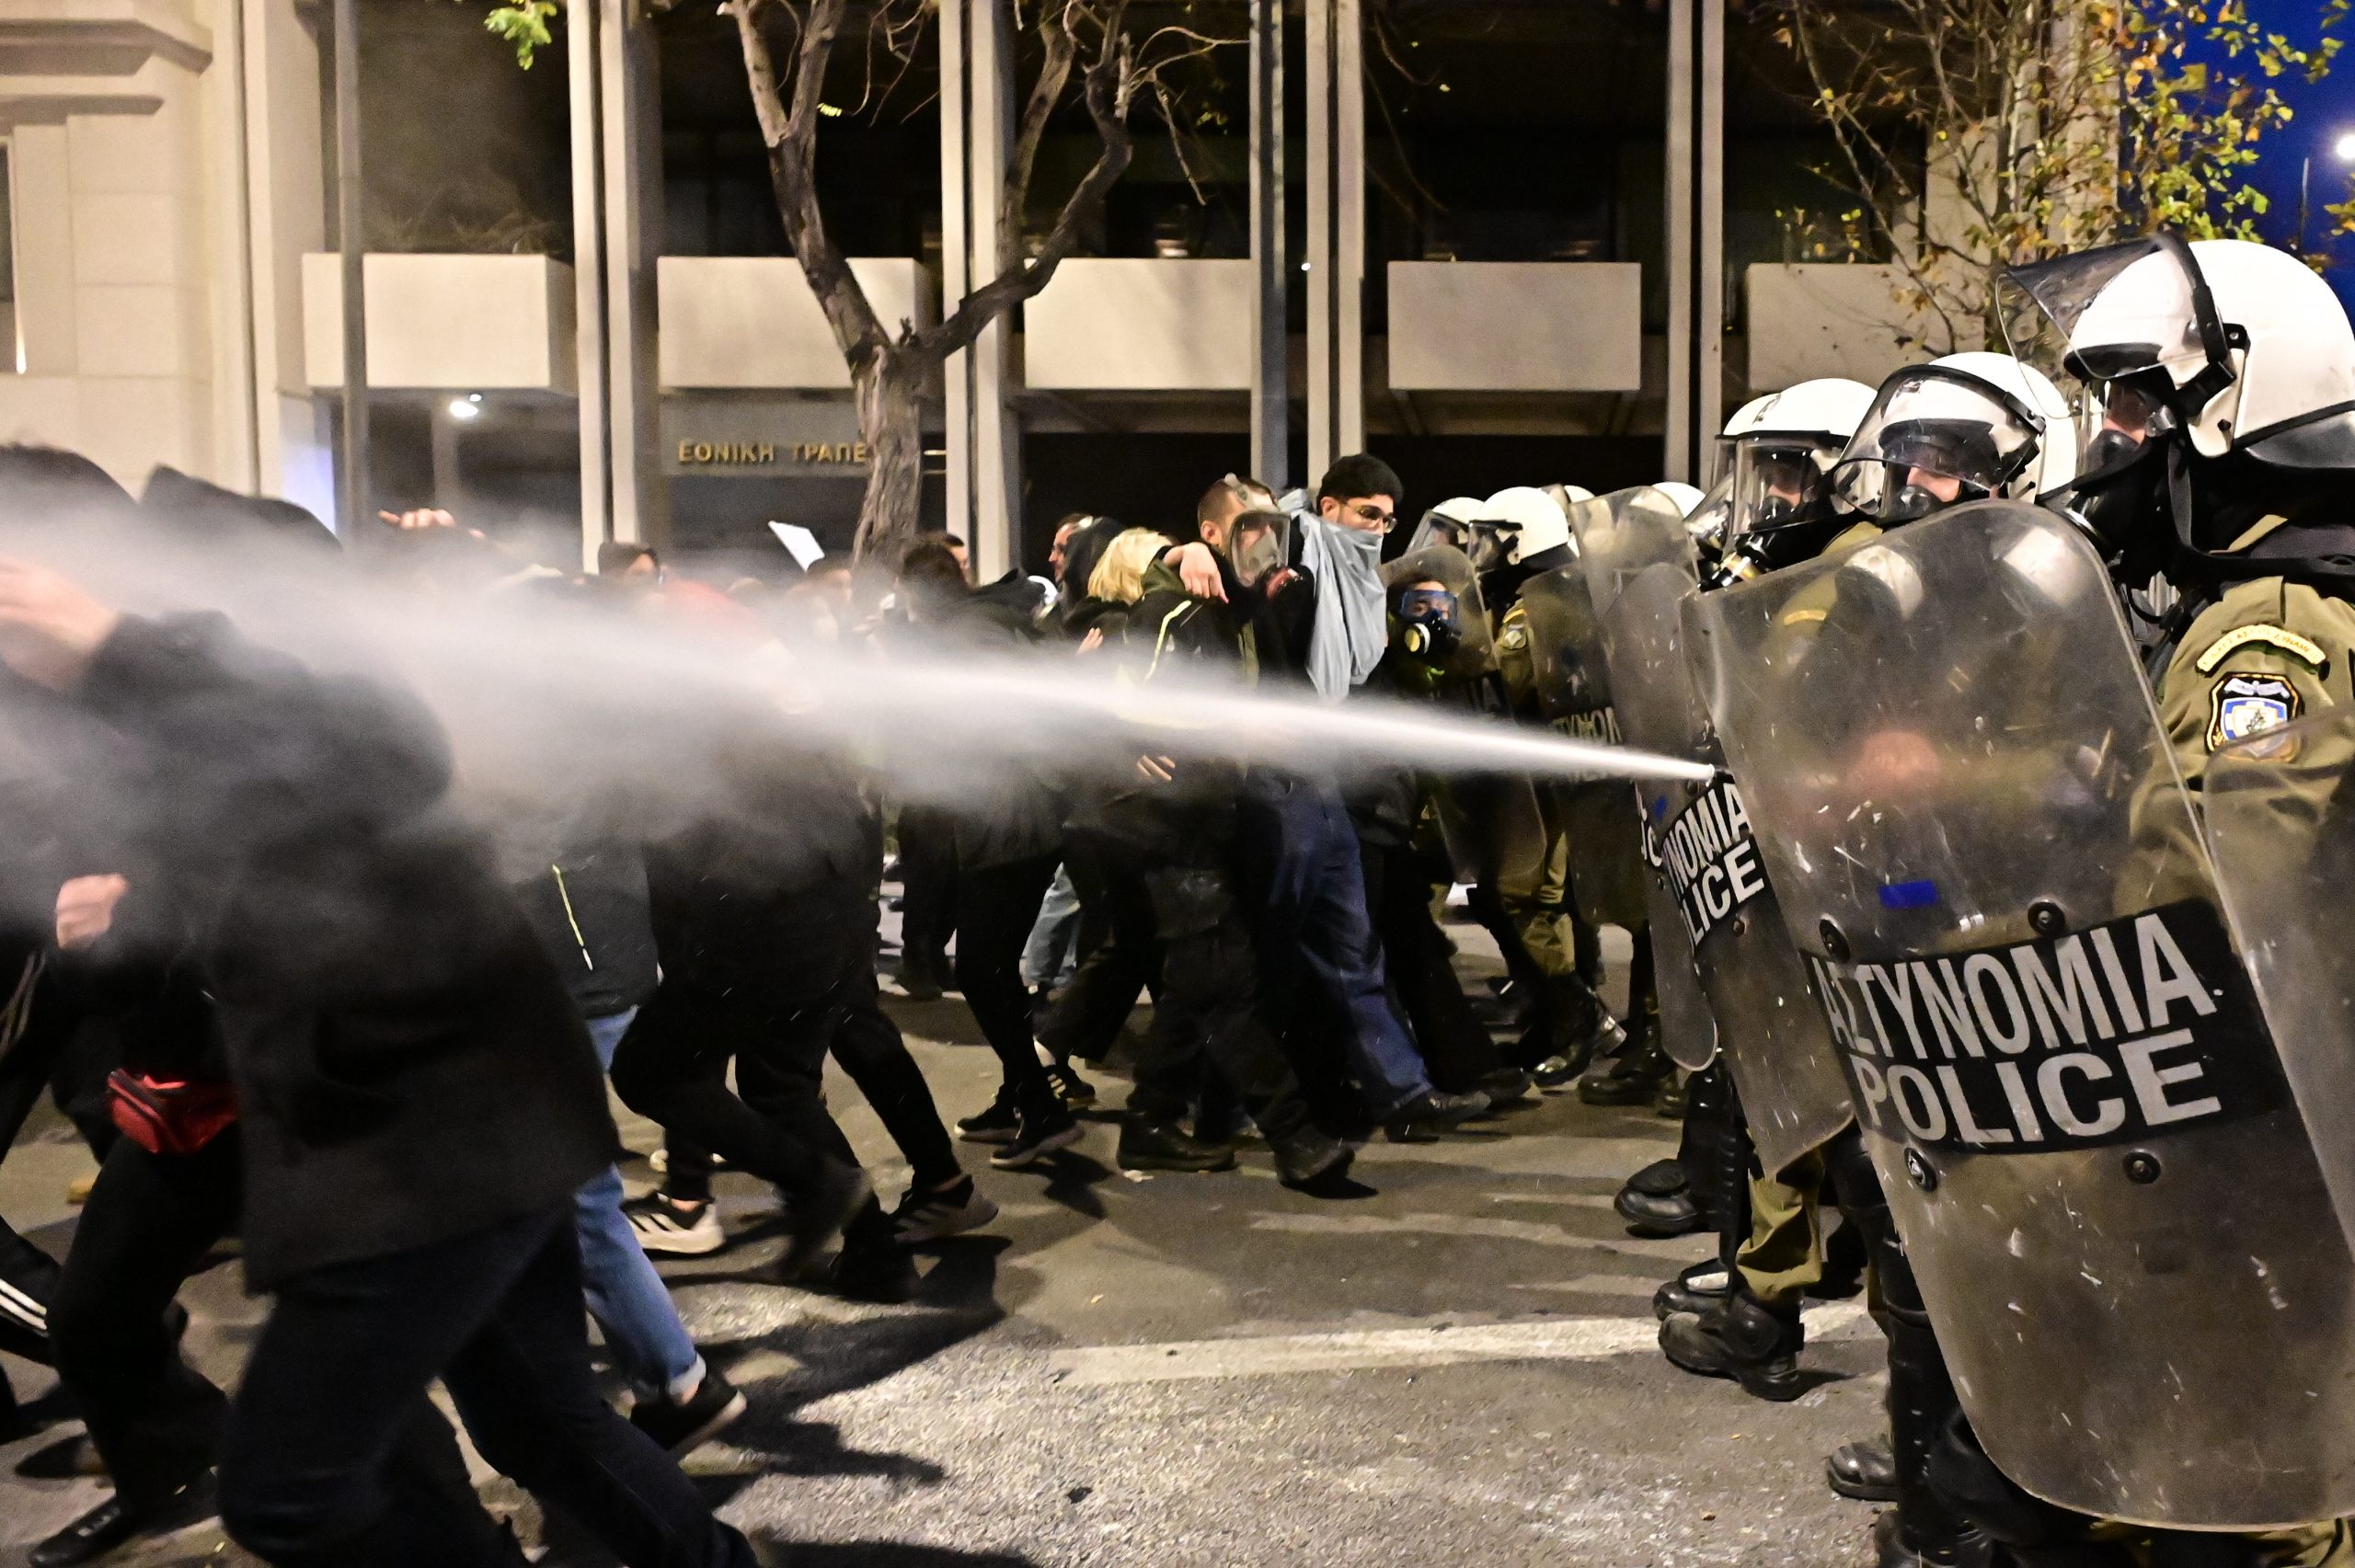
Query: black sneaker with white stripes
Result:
<box><xmin>890</xmin><ymin>1175</ymin><xmax>1000</xmax><ymax>1243</ymax></box>
<box><xmin>989</xmin><ymin>1105</ymin><xmax>1082</xmax><ymax>1171</ymax></box>
<box><xmin>956</xmin><ymin>1091</ymin><xmax>1021</xmax><ymax>1145</ymax></box>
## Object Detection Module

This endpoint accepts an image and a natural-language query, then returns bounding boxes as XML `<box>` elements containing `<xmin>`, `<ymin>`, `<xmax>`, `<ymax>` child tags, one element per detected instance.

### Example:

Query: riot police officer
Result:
<box><xmin>1663</xmin><ymin>355</ymin><xmax>2075</xmax><ymax>1568</ymax></box>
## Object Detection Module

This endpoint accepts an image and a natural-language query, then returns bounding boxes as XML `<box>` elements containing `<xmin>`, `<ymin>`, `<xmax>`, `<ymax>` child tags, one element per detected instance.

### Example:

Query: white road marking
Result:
<box><xmin>1049</xmin><ymin>1302</ymin><xmax>1874</xmax><ymax>1386</ymax></box>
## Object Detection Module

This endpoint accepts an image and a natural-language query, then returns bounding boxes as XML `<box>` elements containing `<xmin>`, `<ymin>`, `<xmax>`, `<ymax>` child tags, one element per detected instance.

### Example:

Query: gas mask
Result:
<box><xmin>2064</xmin><ymin>416</ymin><xmax>2174</xmax><ymax>584</ymax></box>
<box><xmin>1232</xmin><ymin>526</ymin><xmax>1288</xmax><ymax>589</ymax></box>
<box><xmin>1394</xmin><ymin>587</ymin><xmax>1463</xmax><ymax>669</ymax></box>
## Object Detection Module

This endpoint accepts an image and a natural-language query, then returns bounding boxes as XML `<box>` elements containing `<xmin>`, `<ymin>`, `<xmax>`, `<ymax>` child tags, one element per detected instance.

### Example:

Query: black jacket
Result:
<box><xmin>78</xmin><ymin>614</ymin><xmax>615</xmax><ymax>1290</ymax></box>
<box><xmin>513</xmin><ymin>842</ymin><xmax>659</xmax><ymax>1022</ymax></box>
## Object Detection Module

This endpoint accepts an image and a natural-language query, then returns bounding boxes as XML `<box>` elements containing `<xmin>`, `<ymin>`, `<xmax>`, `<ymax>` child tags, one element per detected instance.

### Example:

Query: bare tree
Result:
<box><xmin>482</xmin><ymin>0</ymin><xmax>1236</xmax><ymax>564</ymax></box>
<box><xmin>1773</xmin><ymin>0</ymin><xmax>2343</xmax><ymax>352</ymax></box>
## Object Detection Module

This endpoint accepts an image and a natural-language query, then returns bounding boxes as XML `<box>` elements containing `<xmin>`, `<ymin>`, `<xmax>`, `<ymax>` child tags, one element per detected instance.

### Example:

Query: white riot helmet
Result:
<box><xmin>1726</xmin><ymin>378</ymin><xmax>1878</xmax><ymax>541</ymax></box>
<box><xmin>1830</xmin><ymin>352</ymin><xmax>2079</xmax><ymax>525</ymax></box>
<box><xmin>1653</xmin><ymin>481</ymin><xmax>1706</xmax><ymax>517</ymax></box>
<box><xmin>2009</xmin><ymin>235</ymin><xmax>2355</xmax><ymax>468</ymax></box>
<box><xmin>1404</xmin><ymin>496</ymin><xmax>1488</xmax><ymax>556</ymax></box>
<box><xmin>1686</xmin><ymin>398</ymin><xmax>1778</xmax><ymax>556</ymax></box>
<box><xmin>1484</xmin><ymin>486</ymin><xmax>1577</xmax><ymax>565</ymax></box>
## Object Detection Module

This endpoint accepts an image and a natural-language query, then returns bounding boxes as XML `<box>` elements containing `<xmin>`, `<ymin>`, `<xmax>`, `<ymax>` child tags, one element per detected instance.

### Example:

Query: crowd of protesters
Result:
<box><xmin>0</xmin><ymin>441</ymin><xmax>1673</xmax><ymax>1567</ymax></box>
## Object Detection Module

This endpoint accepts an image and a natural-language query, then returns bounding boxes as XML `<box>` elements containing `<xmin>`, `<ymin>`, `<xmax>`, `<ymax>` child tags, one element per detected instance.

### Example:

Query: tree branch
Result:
<box><xmin>726</xmin><ymin>0</ymin><xmax>889</xmax><ymax>367</ymax></box>
<box><xmin>919</xmin><ymin>0</ymin><xmax>1136</xmax><ymax>362</ymax></box>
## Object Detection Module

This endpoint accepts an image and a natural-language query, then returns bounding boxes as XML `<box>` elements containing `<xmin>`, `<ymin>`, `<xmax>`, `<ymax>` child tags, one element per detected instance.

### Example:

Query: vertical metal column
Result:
<box><xmin>1304</xmin><ymin>0</ymin><xmax>1362</xmax><ymax>486</ymax></box>
<box><xmin>1664</xmin><ymin>0</ymin><xmax>1725</xmax><ymax>484</ymax></box>
<box><xmin>938</xmin><ymin>0</ymin><xmax>971</xmax><ymax>547</ymax></box>
<box><xmin>1335</xmin><ymin>0</ymin><xmax>1363</xmax><ymax>462</ymax></box>
<box><xmin>599</xmin><ymin>0</ymin><xmax>663</xmax><ymax>547</ymax></box>
<box><xmin>331</xmin><ymin>0</ymin><xmax>365</xmax><ymax>536</ymax></box>
<box><xmin>566</xmin><ymin>0</ymin><xmax>611</xmax><ymax>569</ymax></box>
<box><xmin>1698</xmin><ymin>0</ymin><xmax>1724</xmax><ymax>480</ymax></box>
<box><xmin>1248</xmin><ymin>0</ymin><xmax>1287</xmax><ymax>492</ymax></box>
<box><xmin>966</xmin><ymin>0</ymin><xmax>1017</xmax><ymax>580</ymax></box>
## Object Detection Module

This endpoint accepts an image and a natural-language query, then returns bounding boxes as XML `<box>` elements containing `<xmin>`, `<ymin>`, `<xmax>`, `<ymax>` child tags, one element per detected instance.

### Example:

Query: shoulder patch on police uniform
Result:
<box><xmin>2209</xmin><ymin>670</ymin><xmax>2303</xmax><ymax>757</ymax></box>
<box><xmin>1501</xmin><ymin>624</ymin><xmax>1529</xmax><ymax>651</ymax></box>
<box><xmin>2193</xmin><ymin>623</ymin><xmax>2329</xmax><ymax>676</ymax></box>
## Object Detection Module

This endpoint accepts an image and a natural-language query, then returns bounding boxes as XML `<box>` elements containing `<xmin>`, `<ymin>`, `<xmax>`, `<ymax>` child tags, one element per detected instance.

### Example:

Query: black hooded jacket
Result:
<box><xmin>73</xmin><ymin>612</ymin><xmax>615</xmax><ymax>1289</ymax></box>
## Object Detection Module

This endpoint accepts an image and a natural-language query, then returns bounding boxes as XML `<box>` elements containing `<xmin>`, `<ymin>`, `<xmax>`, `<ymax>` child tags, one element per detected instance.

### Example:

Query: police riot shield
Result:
<box><xmin>1571</xmin><ymin>489</ymin><xmax>1855</xmax><ymax>1172</ymax></box>
<box><xmin>1563</xmin><ymin>491</ymin><xmax>1715</xmax><ymax>1074</ymax></box>
<box><xmin>1515</xmin><ymin>563</ymin><xmax>1647</xmax><ymax>929</ymax></box>
<box><xmin>1689</xmin><ymin>498</ymin><xmax>2355</xmax><ymax>1528</ymax></box>
<box><xmin>2208</xmin><ymin>710</ymin><xmax>2355</xmax><ymax>1273</ymax></box>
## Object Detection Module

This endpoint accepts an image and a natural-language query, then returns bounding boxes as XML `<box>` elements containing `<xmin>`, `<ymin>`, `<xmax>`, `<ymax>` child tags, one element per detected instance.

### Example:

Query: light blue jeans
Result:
<box><xmin>577</xmin><ymin>1009</ymin><xmax>701</xmax><ymax>1397</ymax></box>
<box><xmin>1019</xmin><ymin>864</ymin><xmax>1083</xmax><ymax>991</ymax></box>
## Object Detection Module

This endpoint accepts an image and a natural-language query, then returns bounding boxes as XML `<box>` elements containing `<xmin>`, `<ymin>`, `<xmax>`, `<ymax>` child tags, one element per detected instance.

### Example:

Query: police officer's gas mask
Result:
<box><xmin>1705</xmin><ymin>438</ymin><xmax>1852</xmax><ymax>588</ymax></box>
<box><xmin>2058</xmin><ymin>376</ymin><xmax>2173</xmax><ymax>573</ymax></box>
<box><xmin>1830</xmin><ymin>367</ymin><xmax>2048</xmax><ymax>527</ymax></box>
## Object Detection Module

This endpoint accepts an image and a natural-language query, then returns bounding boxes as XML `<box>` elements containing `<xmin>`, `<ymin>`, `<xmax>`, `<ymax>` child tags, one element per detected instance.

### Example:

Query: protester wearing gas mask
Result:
<box><xmin>1337</xmin><ymin>557</ymin><xmax>1533</xmax><ymax>1110</ymax></box>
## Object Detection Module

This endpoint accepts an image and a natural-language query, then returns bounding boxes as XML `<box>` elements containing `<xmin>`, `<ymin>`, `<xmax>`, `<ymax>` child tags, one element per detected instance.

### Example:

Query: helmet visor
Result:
<box><xmin>1728</xmin><ymin>434</ymin><xmax>1844</xmax><ymax>542</ymax></box>
<box><xmin>1684</xmin><ymin>471</ymin><xmax>1735</xmax><ymax>557</ymax></box>
<box><xmin>2002</xmin><ymin>235</ymin><xmax>2226</xmax><ymax>394</ymax></box>
<box><xmin>1830</xmin><ymin>366</ymin><xmax>2047</xmax><ymax>522</ymax></box>
<box><xmin>1405</xmin><ymin>508</ymin><xmax>1476</xmax><ymax>557</ymax></box>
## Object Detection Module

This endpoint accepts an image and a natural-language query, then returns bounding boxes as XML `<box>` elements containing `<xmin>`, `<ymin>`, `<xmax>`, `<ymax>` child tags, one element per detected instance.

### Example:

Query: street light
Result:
<box><xmin>2301</xmin><ymin>133</ymin><xmax>2355</xmax><ymax>258</ymax></box>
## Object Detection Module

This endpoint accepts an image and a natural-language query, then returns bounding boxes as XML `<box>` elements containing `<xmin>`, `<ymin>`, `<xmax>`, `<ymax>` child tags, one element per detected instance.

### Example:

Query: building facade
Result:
<box><xmin>0</xmin><ymin>0</ymin><xmax>1932</xmax><ymax>578</ymax></box>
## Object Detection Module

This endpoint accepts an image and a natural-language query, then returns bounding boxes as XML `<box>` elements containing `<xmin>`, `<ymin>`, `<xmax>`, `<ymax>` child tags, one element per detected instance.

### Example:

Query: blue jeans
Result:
<box><xmin>1020</xmin><ymin>864</ymin><xmax>1083</xmax><ymax>991</ymax></box>
<box><xmin>577</xmin><ymin>1009</ymin><xmax>699</xmax><ymax>1395</ymax></box>
<box><xmin>1240</xmin><ymin>772</ymin><xmax>1432</xmax><ymax>1115</ymax></box>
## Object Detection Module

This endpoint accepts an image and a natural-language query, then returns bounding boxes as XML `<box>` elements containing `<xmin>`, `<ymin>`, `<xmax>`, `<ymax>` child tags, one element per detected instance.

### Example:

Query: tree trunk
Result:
<box><xmin>852</xmin><ymin>349</ymin><xmax>925</xmax><ymax>567</ymax></box>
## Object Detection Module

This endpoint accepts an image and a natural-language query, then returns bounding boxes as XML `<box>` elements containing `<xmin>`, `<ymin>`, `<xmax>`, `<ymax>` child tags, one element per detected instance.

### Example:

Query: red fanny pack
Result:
<box><xmin>107</xmin><ymin>1070</ymin><xmax>237</xmax><ymax>1157</ymax></box>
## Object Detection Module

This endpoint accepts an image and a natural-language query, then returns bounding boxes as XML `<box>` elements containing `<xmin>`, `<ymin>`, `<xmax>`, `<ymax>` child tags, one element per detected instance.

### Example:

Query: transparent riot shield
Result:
<box><xmin>1560</xmin><ymin>490</ymin><xmax>1716</xmax><ymax>1073</ymax></box>
<box><xmin>2209</xmin><ymin>709</ymin><xmax>2355</xmax><ymax>1272</ymax></box>
<box><xmin>1516</xmin><ymin>564</ymin><xmax>1647</xmax><ymax>930</ymax></box>
<box><xmin>1568</xmin><ymin>488</ymin><xmax>1855</xmax><ymax>1172</ymax></box>
<box><xmin>1689</xmin><ymin>497</ymin><xmax>2355</xmax><ymax>1528</ymax></box>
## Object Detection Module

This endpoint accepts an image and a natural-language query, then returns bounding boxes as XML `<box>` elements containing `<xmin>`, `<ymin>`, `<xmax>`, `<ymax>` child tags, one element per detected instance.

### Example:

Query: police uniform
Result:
<box><xmin>2145</xmin><ymin>544</ymin><xmax>2355</xmax><ymax>1568</ymax></box>
<box><xmin>2154</xmin><ymin>544</ymin><xmax>2355</xmax><ymax>796</ymax></box>
<box><xmin>1494</xmin><ymin>599</ymin><xmax>1656</xmax><ymax>1043</ymax></box>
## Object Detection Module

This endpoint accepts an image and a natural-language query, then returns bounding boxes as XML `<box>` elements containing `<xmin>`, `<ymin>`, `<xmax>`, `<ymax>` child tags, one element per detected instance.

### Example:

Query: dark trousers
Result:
<box><xmin>1037</xmin><ymin>838</ymin><xmax>1161</xmax><ymax>1067</ymax></box>
<box><xmin>613</xmin><ymin>882</ymin><xmax>890</xmax><ymax>1252</ymax></box>
<box><xmin>217</xmin><ymin>1203</ymin><xmax>752</xmax><ymax>1568</ymax></box>
<box><xmin>953</xmin><ymin>853</ymin><xmax>1062</xmax><ymax>1116</ymax></box>
<box><xmin>1130</xmin><ymin>858</ymin><xmax>1318</xmax><ymax>1153</ymax></box>
<box><xmin>48</xmin><ymin>1131</ymin><xmax>240</xmax><ymax>1508</ymax></box>
<box><xmin>662</xmin><ymin>958</ymin><xmax>959</xmax><ymax>1200</ymax></box>
<box><xmin>1359</xmin><ymin>838</ymin><xmax>1500</xmax><ymax>1094</ymax></box>
<box><xmin>896</xmin><ymin>807</ymin><xmax>959</xmax><ymax>973</ymax></box>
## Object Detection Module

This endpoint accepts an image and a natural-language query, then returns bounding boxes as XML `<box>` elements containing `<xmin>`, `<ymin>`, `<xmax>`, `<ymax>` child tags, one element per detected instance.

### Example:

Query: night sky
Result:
<box><xmin>2188</xmin><ymin>14</ymin><xmax>2355</xmax><ymax>311</ymax></box>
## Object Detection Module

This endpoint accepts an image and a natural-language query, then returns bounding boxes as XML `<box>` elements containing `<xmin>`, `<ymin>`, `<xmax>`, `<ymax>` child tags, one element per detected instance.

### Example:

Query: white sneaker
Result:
<box><xmin>624</xmin><ymin>1195</ymin><xmax>727</xmax><ymax>1256</ymax></box>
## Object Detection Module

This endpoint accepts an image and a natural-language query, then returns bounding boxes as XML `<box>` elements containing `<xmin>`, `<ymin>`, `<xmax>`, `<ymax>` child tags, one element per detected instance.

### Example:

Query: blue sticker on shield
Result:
<box><xmin>1879</xmin><ymin>880</ymin><xmax>1939</xmax><ymax>910</ymax></box>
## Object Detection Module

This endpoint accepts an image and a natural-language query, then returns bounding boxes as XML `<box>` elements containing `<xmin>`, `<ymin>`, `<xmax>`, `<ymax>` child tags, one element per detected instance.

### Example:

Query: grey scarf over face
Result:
<box><xmin>1299</xmin><ymin>515</ymin><xmax>1389</xmax><ymax>704</ymax></box>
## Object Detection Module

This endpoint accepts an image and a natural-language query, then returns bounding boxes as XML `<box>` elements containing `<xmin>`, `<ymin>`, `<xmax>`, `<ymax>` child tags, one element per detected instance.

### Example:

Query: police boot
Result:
<box><xmin>1822</xmin><ymin>1128</ymin><xmax>1990</xmax><ymax>1564</ymax></box>
<box><xmin>1652</xmin><ymin>1256</ymin><xmax>1734</xmax><ymax>1322</ymax></box>
<box><xmin>1658</xmin><ymin>1288</ymin><xmax>1807</xmax><ymax>1402</ymax></box>
<box><xmin>1615</xmin><ymin>1153</ymin><xmax>1701</xmax><ymax>1235</ymax></box>
<box><xmin>1827</xmin><ymin>1433</ymin><xmax>1898</xmax><ymax>1502</ymax></box>
<box><xmin>1874</xmin><ymin>1509</ymin><xmax>1993</xmax><ymax>1568</ymax></box>
<box><xmin>1521</xmin><ymin>975</ymin><xmax>1625</xmax><ymax>1086</ymax></box>
<box><xmin>1577</xmin><ymin>1022</ymin><xmax>1674</xmax><ymax>1106</ymax></box>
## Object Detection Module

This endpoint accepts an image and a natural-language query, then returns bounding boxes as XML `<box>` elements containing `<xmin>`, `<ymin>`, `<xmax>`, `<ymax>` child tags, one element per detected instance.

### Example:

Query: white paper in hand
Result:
<box><xmin>767</xmin><ymin>521</ymin><xmax>825</xmax><ymax>568</ymax></box>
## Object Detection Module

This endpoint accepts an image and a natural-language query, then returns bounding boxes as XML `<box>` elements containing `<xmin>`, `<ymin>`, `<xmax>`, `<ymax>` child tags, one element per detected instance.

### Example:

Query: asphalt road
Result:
<box><xmin>0</xmin><ymin>923</ymin><xmax>1890</xmax><ymax>1568</ymax></box>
